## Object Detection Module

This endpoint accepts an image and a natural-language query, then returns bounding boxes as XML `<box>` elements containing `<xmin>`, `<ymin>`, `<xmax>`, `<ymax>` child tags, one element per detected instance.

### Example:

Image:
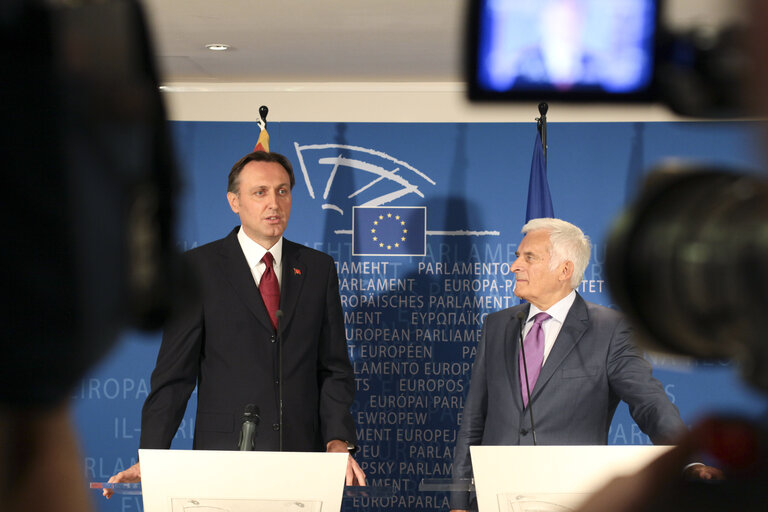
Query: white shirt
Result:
<box><xmin>522</xmin><ymin>290</ymin><xmax>577</xmax><ymax>364</ymax></box>
<box><xmin>236</xmin><ymin>227</ymin><xmax>283</xmax><ymax>289</ymax></box>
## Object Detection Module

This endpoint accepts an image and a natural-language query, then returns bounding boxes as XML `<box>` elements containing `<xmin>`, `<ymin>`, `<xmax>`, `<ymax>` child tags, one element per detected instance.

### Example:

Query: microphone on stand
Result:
<box><xmin>238</xmin><ymin>404</ymin><xmax>260</xmax><ymax>451</ymax></box>
<box><xmin>275</xmin><ymin>309</ymin><xmax>284</xmax><ymax>452</ymax></box>
<box><xmin>517</xmin><ymin>311</ymin><xmax>538</xmax><ymax>445</ymax></box>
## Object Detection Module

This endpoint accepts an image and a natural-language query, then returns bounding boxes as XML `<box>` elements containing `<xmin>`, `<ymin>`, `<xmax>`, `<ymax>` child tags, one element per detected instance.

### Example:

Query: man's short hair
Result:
<box><xmin>522</xmin><ymin>218</ymin><xmax>591</xmax><ymax>289</ymax></box>
<box><xmin>227</xmin><ymin>151</ymin><xmax>296</xmax><ymax>194</ymax></box>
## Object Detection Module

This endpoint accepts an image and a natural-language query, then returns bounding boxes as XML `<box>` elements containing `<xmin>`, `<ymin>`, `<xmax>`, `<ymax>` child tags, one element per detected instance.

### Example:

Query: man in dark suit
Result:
<box><xmin>450</xmin><ymin>218</ymin><xmax>713</xmax><ymax>512</ymax></box>
<box><xmin>106</xmin><ymin>151</ymin><xmax>365</xmax><ymax>494</ymax></box>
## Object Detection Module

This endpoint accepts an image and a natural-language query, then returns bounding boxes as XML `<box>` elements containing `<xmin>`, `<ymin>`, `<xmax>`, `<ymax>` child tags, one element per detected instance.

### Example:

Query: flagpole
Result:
<box><xmin>536</xmin><ymin>102</ymin><xmax>548</xmax><ymax>162</ymax></box>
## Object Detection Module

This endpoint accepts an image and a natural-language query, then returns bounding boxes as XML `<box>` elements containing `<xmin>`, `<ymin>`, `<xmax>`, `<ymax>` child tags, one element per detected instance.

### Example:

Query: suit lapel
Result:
<box><xmin>504</xmin><ymin>305</ymin><xmax>530</xmax><ymax>410</ymax></box>
<box><xmin>530</xmin><ymin>294</ymin><xmax>590</xmax><ymax>401</ymax></box>
<box><xmin>215</xmin><ymin>228</ymin><xmax>274</xmax><ymax>332</ymax></box>
<box><xmin>277</xmin><ymin>239</ymin><xmax>306</xmax><ymax>336</ymax></box>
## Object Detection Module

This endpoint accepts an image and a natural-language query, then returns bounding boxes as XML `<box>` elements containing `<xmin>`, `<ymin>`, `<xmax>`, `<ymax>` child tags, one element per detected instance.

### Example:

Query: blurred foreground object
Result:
<box><xmin>1</xmin><ymin>0</ymin><xmax>178</xmax><ymax>511</ymax></box>
<box><xmin>605</xmin><ymin>166</ymin><xmax>768</xmax><ymax>391</ymax></box>
<box><xmin>575</xmin><ymin>416</ymin><xmax>768</xmax><ymax>512</ymax></box>
<box><xmin>2</xmin><ymin>0</ymin><xmax>179</xmax><ymax>407</ymax></box>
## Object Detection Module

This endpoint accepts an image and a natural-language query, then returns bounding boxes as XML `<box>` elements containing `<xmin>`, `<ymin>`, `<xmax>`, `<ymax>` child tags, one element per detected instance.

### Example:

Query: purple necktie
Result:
<box><xmin>519</xmin><ymin>312</ymin><xmax>551</xmax><ymax>408</ymax></box>
<box><xmin>259</xmin><ymin>252</ymin><xmax>280</xmax><ymax>330</ymax></box>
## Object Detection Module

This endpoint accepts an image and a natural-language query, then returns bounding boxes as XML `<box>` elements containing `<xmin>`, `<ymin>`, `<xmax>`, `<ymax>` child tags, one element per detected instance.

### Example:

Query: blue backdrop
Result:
<box><xmin>74</xmin><ymin>120</ymin><xmax>768</xmax><ymax>511</ymax></box>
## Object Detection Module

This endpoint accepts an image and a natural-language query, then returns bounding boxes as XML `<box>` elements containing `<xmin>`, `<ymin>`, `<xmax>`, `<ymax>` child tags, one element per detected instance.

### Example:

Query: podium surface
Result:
<box><xmin>471</xmin><ymin>445</ymin><xmax>672</xmax><ymax>512</ymax></box>
<box><xmin>139</xmin><ymin>449</ymin><xmax>348</xmax><ymax>512</ymax></box>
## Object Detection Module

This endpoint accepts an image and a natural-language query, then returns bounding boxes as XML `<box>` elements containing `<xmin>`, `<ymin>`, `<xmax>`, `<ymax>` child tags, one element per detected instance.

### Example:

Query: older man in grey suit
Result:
<box><xmin>450</xmin><ymin>218</ymin><xmax>713</xmax><ymax>512</ymax></box>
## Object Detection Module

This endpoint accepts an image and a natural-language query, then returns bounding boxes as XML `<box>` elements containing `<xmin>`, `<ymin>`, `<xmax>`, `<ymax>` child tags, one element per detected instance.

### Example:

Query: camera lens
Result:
<box><xmin>606</xmin><ymin>165</ymin><xmax>768</xmax><ymax>390</ymax></box>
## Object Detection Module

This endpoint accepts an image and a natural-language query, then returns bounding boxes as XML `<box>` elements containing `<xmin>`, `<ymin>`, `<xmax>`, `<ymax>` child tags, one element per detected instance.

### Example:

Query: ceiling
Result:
<box><xmin>142</xmin><ymin>0</ymin><xmax>466</xmax><ymax>83</ymax></box>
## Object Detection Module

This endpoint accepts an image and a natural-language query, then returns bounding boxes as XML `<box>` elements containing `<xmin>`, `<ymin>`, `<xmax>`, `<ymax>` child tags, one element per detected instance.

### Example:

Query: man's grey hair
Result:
<box><xmin>521</xmin><ymin>218</ymin><xmax>591</xmax><ymax>289</ymax></box>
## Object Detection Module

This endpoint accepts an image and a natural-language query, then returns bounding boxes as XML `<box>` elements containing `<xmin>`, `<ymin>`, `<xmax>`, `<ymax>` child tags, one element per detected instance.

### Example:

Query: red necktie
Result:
<box><xmin>519</xmin><ymin>312</ymin><xmax>550</xmax><ymax>407</ymax></box>
<box><xmin>259</xmin><ymin>252</ymin><xmax>280</xmax><ymax>330</ymax></box>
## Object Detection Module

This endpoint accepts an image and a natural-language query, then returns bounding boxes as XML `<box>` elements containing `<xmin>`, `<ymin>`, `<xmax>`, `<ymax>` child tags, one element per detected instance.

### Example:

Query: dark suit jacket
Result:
<box><xmin>451</xmin><ymin>294</ymin><xmax>686</xmax><ymax>509</ymax></box>
<box><xmin>140</xmin><ymin>228</ymin><xmax>356</xmax><ymax>452</ymax></box>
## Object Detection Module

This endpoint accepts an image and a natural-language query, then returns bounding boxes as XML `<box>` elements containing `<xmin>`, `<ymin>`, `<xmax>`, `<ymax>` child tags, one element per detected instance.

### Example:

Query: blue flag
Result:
<box><xmin>352</xmin><ymin>207</ymin><xmax>426</xmax><ymax>256</ymax></box>
<box><xmin>525</xmin><ymin>130</ymin><xmax>554</xmax><ymax>222</ymax></box>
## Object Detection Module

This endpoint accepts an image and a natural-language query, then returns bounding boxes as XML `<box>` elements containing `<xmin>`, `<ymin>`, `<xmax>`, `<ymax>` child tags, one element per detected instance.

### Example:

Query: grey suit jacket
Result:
<box><xmin>451</xmin><ymin>294</ymin><xmax>685</xmax><ymax>509</ymax></box>
<box><xmin>139</xmin><ymin>228</ymin><xmax>356</xmax><ymax>452</ymax></box>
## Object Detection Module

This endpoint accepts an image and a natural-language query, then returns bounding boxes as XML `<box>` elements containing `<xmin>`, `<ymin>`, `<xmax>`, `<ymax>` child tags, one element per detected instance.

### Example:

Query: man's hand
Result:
<box><xmin>326</xmin><ymin>440</ymin><xmax>366</xmax><ymax>486</ymax></box>
<box><xmin>684</xmin><ymin>463</ymin><xmax>725</xmax><ymax>481</ymax></box>
<box><xmin>103</xmin><ymin>462</ymin><xmax>141</xmax><ymax>499</ymax></box>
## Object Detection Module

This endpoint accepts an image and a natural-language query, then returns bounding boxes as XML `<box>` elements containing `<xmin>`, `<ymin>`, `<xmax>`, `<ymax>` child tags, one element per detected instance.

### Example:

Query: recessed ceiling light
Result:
<box><xmin>206</xmin><ymin>44</ymin><xmax>231</xmax><ymax>51</ymax></box>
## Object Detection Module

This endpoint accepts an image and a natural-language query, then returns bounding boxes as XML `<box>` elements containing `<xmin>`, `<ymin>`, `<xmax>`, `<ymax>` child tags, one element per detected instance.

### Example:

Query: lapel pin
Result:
<box><xmin>293</xmin><ymin>268</ymin><xmax>302</xmax><ymax>276</ymax></box>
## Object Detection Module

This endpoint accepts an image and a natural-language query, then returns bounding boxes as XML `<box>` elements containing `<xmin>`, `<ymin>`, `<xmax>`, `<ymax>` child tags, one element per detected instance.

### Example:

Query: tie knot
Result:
<box><xmin>531</xmin><ymin>312</ymin><xmax>551</xmax><ymax>325</ymax></box>
<box><xmin>261</xmin><ymin>252</ymin><xmax>274</xmax><ymax>268</ymax></box>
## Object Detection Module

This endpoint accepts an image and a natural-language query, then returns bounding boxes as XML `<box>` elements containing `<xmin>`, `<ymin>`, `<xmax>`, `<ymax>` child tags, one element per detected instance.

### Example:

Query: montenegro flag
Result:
<box><xmin>254</xmin><ymin>120</ymin><xmax>269</xmax><ymax>152</ymax></box>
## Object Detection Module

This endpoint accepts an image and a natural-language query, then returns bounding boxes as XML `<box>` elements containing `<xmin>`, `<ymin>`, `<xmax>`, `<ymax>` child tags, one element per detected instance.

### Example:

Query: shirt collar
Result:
<box><xmin>527</xmin><ymin>290</ymin><xmax>576</xmax><ymax>324</ymax></box>
<box><xmin>237</xmin><ymin>227</ymin><xmax>283</xmax><ymax>269</ymax></box>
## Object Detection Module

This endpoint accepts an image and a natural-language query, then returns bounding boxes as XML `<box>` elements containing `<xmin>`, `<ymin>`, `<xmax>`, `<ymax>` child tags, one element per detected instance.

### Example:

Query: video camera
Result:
<box><xmin>466</xmin><ymin>0</ymin><xmax>749</xmax><ymax>117</ymax></box>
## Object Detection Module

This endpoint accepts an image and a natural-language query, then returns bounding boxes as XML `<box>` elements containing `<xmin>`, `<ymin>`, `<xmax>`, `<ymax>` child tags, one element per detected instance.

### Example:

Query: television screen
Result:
<box><xmin>468</xmin><ymin>0</ymin><xmax>660</xmax><ymax>101</ymax></box>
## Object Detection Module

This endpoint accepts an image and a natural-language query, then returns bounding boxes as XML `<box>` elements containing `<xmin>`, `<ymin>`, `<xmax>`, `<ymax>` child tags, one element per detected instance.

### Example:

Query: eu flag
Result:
<box><xmin>525</xmin><ymin>130</ymin><xmax>554</xmax><ymax>222</ymax></box>
<box><xmin>352</xmin><ymin>207</ymin><xmax>426</xmax><ymax>256</ymax></box>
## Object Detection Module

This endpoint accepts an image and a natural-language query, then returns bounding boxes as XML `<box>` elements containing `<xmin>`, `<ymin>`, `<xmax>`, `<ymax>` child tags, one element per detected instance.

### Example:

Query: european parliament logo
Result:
<box><xmin>293</xmin><ymin>141</ymin><xmax>499</xmax><ymax>253</ymax></box>
<box><xmin>353</xmin><ymin>207</ymin><xmax>426</xmax><ymax>256</ymax></box>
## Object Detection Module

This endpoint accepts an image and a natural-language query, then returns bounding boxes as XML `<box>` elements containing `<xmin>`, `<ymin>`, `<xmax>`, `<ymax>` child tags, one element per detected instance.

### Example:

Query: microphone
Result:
<box><xmin>275</xmin><ymin>309</ymin><xmax>284</xmax><ymax>452</ymax></box>
<box><xmin>238</xmin><ymin>404</ymin><xmax>260</xmax><ymax>451</ymax></box>
<box><xmin>517</xmin><ymin>311</ymin><xmax>538</xmax><ymax>445</ymax></box>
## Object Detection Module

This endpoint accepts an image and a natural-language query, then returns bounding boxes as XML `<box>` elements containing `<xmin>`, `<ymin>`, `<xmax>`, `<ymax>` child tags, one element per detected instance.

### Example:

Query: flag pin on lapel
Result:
<box><xmin>293</xmin><ymin>268</ymin><xmax>302</xmax><ymax>276</ymax></box>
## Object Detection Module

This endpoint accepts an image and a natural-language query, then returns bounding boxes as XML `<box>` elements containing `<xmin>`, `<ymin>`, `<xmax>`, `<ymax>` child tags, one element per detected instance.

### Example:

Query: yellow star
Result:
<box><xmin>395</xmin><ymin>215</ymin><xmax>401</xmax><ymax>220</ymax></box>
<box><xmin>379</xmin><ymin>242</ymin><xmax>384</xmax><ymax>247</ymax></box>
<box><xmin>378</xmin><ymin>215</ymin><xmax>384</xmax><ymax>220</ymax></box>
<box><xmin>387</xmin><ymin>245</ymin><xmax>392</xmax><ymax>250</ymax></box>
<box><xmin>403</xmin><ymin>229</ymin><xmax>408</xmax><ymax>234</ymax></box>
<box><xmin>401</xmin><ymin>221</ymin><xmax>405</xmax><ymax>225</ymax></box>
<box><xmin>371</xmin><ymin>228</ymin><xmax>376</xmax><ymax>233</ymax></box>
<box><xmin>395</xmin><ymin>243</ymin><xmax>399</xmax><ymax>248</ymax></box>
<box><xmin>373</xmin><ymin>236</ymin><xmax>378</xmax><ymax>241</ymax></box>
<box><xmin>373</xmin><ymin>220</ymin><xmax>378</xmax><ymax>225</ymax></box>
<box><xmin>401</xmin><ymin>237</ymin><xmax>406</xmax><ymax>241</ymax></box>
<box><xmin>387</xmin><ymin>213</ymin><xmax>392</xmax><ymax>218</ymax></box>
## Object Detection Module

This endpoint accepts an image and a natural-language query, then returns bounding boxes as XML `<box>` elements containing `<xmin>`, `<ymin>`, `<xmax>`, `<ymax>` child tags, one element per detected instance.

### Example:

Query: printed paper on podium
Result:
<box><xmin>470</xmin><ymin>445</ymin><xmax>673</xmax><ymax>512</ymax></box>
<box><xmin>139</xmin><ymin>449</ymin><xmax>348</xmax><ymax>512</ymax></box>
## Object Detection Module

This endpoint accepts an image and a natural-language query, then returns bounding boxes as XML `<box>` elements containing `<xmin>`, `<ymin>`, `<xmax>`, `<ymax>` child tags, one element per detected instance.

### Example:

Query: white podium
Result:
<box><xmin>139</xmin><ymin>449</ymin><xmax>348</xmax><ymax>512</ymax></box>
<box><xmin>470</xmin><ymin>445</ymin><xmax>673</xmax><ymax>512</ymax></box>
